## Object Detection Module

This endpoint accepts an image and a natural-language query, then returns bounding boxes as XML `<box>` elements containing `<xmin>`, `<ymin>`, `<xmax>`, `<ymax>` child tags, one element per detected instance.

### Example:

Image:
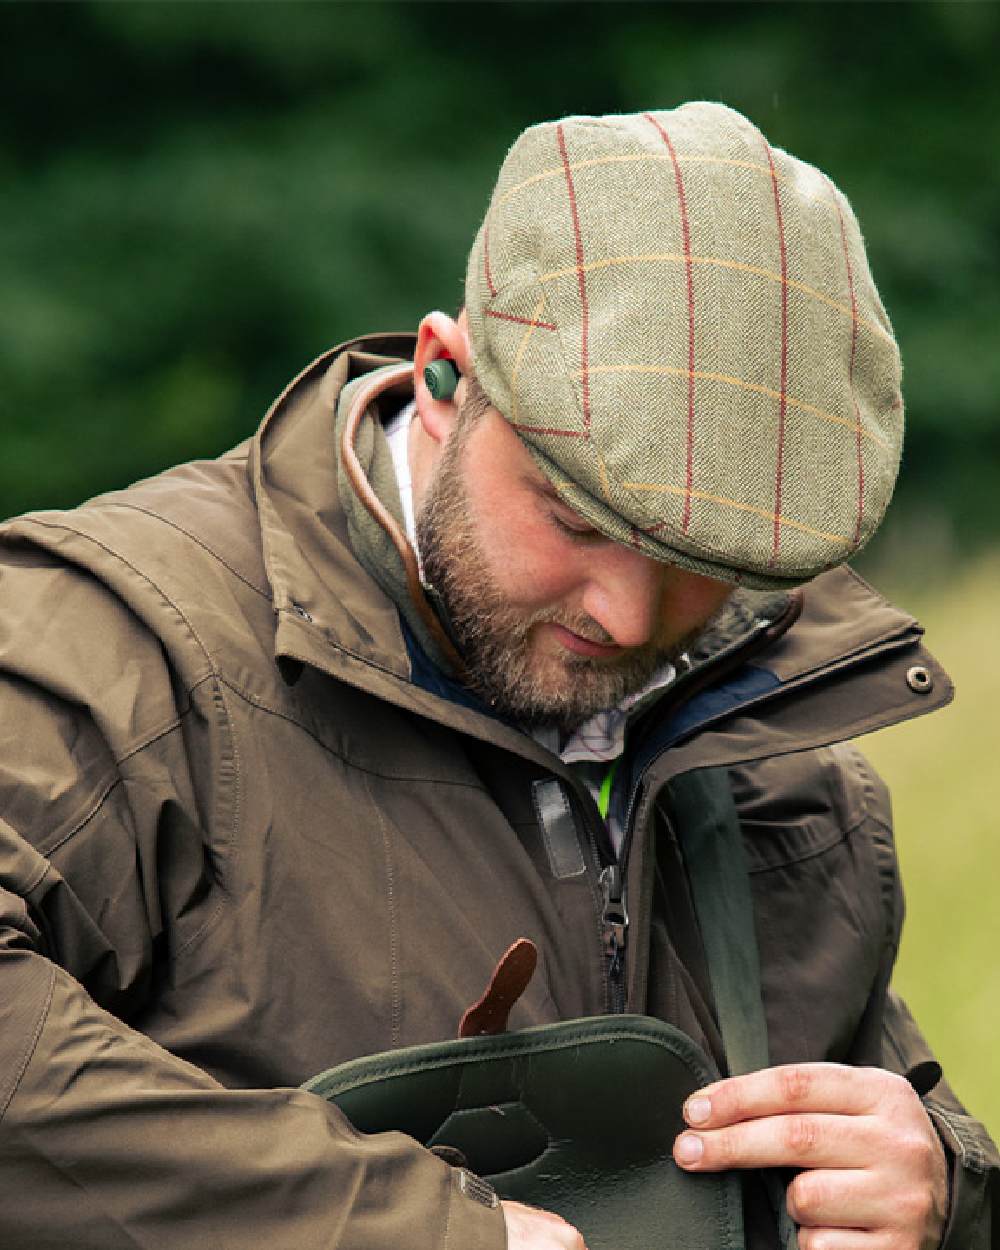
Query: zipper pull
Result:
<box><xmin>599</xmin><ymin>864</ymin><xmax>629</xmax><ymax>1010</ymax></box>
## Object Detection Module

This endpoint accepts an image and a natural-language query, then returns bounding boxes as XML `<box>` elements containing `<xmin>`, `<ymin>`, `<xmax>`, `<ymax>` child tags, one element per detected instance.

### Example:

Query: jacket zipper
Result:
<box><xmin>550</xmin><ymin>772</ymin><xmax>626</xmax><ymax>1014</ymax></box>
<box><xmin>590</xmin><ymin>599</ymin><xmax>801</xmax><ymax>1014</ymax></box>
<box><xmin>599</xmin><ymin>862</ymin><xmax>628</xmax><ymax>1012</ymax></box>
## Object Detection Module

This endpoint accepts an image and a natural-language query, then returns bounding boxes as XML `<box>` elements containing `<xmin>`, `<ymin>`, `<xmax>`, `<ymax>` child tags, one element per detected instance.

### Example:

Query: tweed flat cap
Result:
<box><xmin>465</xmin><ymin>104</ymin><xmax>904</xmax><ymax>588</ymax></box>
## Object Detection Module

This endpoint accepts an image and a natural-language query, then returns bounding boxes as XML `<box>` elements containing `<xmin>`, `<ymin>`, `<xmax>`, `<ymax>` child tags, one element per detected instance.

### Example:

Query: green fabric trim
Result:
<box><xmin>597</xmin><ymin>758</ymin><xmax>619</xmax><ymax>821</ymax></box>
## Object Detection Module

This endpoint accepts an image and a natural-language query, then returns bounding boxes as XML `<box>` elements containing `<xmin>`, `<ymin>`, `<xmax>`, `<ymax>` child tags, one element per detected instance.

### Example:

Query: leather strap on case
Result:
<box><xmin>459</xmin><ymin>938</ymin><xmax>539</xmax><ymax>1038</ymax></box>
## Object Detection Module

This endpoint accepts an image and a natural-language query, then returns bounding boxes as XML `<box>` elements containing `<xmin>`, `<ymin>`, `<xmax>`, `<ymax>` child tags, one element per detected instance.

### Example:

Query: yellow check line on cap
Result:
<box><xmin>510</xmin><ymin>294</ymin><xmax>550</xmax><ymax>424</ymax></box>
<box><xmin>538</xmin><ymin>253</ymin><xmax>891</xmax><ymax>344</ymax></box>
<box><xmin>622</xmin><ymin>480</ymin><xmax>852</xmax><ymax>546</ymax></box>
<box><xmin>496</xmin><ymin>152</ymin><xmax>802</xmax><ymax>211</ymax></box>
<box><xmin>579</xmin><ymin>363</ymin><xmax>889</xmax><ymax>449</ymax></box>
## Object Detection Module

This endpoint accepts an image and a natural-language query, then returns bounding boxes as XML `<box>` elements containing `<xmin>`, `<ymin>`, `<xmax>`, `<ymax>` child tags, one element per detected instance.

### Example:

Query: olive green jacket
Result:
<box><xmin>0</xmin><ymin>335</ymin><xmax>995</xmax><ymax>1248</ymax></box>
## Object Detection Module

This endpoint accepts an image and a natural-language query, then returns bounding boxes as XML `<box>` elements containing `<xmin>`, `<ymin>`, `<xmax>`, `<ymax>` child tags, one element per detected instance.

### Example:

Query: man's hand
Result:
<box><xmin>501</xmin><ymin>1200</ymin><xmax>588</xmax><ymax>1248</ymax></box>
<box><xmin>672</xmin><ymin>1063</ymin><xmax>948</xmax><ymax>1249</ymax></box>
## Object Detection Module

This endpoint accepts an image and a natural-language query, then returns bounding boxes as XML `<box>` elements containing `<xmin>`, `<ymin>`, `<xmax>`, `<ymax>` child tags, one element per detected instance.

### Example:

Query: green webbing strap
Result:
<box><xmin>668</xmin><ymin>767</ymin><xmax>799</xmax><ymax>1250</ymax></box>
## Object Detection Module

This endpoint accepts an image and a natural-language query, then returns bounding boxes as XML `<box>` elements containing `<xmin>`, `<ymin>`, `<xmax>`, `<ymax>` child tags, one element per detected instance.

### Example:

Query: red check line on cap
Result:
<box><xmin>763</xmin><ymin>137</ymin><xmax>789</xmax><ymax>566</ymax></box>
<box><xmin>483</xmin><ymin>223</ymin><xmax>498</xmax><ymax>298</ymax></box>
<box><xmin>826</xmin><ymin>178</ymin><xmax>865</xmax><ymax>548</ymax></box>
<box><xmin>645</xmin><ymin>112</ymin><xmax>696</xmax><ymax>535</ymax></box>
<box><xmin>485</xmin><ymin>310</ymin><xmax>557</xmax><ymax>331</ymax></box>
<box><xmin>557</xmin><ymin>123</ymin><xmax>592</xmax><ymax>438</ymax></box>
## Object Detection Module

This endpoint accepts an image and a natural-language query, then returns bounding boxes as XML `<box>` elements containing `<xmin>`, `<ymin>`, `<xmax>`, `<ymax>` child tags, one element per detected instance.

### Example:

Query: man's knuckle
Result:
<box><xmin>784</xmin><ymin>1114</ymin><xmax>821</xmax><ymax>1157</ymax></box>
<box><xmin>896</xmin><ymin>1183</ymin><xmax>933</xmax><ymax>1230</ymax></box>
<box><xmin>786</xmin><ymin>1172</ymin><xmax>823</xmax><ymax>1222</ymax></box>
<box><xmin>710</xmin><ymin>1128</ymin><xmax>736</xmax><ymax>1167</ymax></box>
<box><xmin>778</xmin><ymin>1065</ymin><xmax>813</xmax><ymax>1105</ymax></box>
<box><xmin>898</xmin><ymin>1126</ymin><xmax>937</xmax><ymax>1173</ymax></box>
<box><xmin>713</xmin><ymin>1079</ymin><xmax>742</xmax><ymax>1122</ymax></box>
<box><xmin>877</xmin><ymin>1068</ymin><xmax>915</xmax><ymax>1108</ymax></box>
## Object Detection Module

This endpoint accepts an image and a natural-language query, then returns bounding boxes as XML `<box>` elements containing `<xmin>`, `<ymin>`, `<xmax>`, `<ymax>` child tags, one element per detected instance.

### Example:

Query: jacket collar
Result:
<box><xmin>250</xmin><ymin>334</ymin><xmax>419</xmax><ymax>684</ymax></box>
<box><xmin>249</xmin><ymin>337</ymin><xmax>952</xmax><ymax>763</ymax></box>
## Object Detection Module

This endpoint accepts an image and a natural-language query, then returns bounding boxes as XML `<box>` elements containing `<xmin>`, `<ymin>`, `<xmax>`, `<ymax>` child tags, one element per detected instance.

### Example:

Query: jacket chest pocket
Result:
<box><xmin>728</xmin><ymin>745</ymin><xmax>897</xmax><ymax>1066</ymax></box>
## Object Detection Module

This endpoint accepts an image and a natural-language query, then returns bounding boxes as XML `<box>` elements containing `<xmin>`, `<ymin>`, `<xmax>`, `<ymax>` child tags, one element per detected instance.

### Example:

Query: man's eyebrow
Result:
<box><xmin>525</xmin><ymin>475</ymin><xmax>566</xmax><ymax>504</ymax></box>
<box><xmin>534</xmin><ymin>479</ymin><xmax>562</xmax><ymax>501</ymax></box>
<box><xmin>525</xmin><ymin>474</ymin><xmax>603</xmax><ymax>529</ymax></box>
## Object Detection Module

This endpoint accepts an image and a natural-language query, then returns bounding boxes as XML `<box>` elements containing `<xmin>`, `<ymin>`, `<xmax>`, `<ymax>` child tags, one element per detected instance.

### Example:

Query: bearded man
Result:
<box><xmin>0</xmin><ymin>104</ymin><xmax>995</xmax><ymax>1250</ymax></box>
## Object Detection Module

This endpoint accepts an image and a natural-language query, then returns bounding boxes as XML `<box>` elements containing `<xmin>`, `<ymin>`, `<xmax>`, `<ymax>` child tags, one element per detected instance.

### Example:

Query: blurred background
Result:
<box><xmin>2</xmin><ymin>2</ymin><xmax>997</xmax><ymax>1133</ymax></box>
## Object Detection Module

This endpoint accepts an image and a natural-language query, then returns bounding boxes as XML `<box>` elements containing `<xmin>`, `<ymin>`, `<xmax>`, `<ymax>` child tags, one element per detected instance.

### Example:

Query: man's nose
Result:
<box><xmin>579</xmin><ymin>546</ymin><xmax>663</xmax><ymax>648</ymax></box>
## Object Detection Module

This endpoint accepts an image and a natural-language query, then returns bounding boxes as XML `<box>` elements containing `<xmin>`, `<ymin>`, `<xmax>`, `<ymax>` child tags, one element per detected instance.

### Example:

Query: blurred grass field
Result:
<box><xmin>862</xmin><ymin>554</ymin><xmax>999</xmax><ymax>1139</ymax></box>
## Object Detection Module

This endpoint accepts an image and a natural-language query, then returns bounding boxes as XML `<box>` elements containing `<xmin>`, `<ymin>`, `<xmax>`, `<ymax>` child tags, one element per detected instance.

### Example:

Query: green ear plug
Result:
<box><xmin>423</xmin><ymin>359</ymin><xmax>460</xmax><ymax>401</ymax></box>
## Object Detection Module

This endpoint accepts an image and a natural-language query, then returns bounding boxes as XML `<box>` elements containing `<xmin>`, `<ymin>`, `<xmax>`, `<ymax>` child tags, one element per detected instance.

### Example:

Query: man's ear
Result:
<box><xmin>414</xmin><ymin>311</ymin><xmax>473</xmax><ymax>445</ymax></box>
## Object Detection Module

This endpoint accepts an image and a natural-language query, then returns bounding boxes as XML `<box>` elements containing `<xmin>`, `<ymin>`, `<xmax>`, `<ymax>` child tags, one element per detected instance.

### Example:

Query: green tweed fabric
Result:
<box><xmin>465</xmin><ymin>103</ymin><xmax>904</xmax><ymax>588</ymax></box>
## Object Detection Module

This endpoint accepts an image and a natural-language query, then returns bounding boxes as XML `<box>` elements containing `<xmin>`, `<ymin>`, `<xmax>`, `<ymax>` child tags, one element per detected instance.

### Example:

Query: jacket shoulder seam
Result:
<box><xmin>99</xmin><ymin>502</ymin><xmax>271</xmax><ymax>601</ymax></box>
<box><xmin>12</xmin><ymin>522</ymin><xmax>242</xmax><ymax>911</ymax></box>
<box><xmin>0</xmin><ymin>961</ymin><xmax>56</xmax><ymax>1121</ymax></box>
<box><xmin>18</xmin><ymin>518</ymin><xmax>216</xmax><ymax>661</ymax></box>
<box><xmin>115</xmin><ymin>675</ymin><xmax>215</xmax><ymax>766</ymax></box>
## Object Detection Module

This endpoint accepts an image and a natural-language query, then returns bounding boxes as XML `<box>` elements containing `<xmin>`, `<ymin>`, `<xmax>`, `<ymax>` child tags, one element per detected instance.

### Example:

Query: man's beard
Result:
<box><xmin>416</xmin><ymin>418</ymin><xmax>688</xmax><ymax>734</ymax></box>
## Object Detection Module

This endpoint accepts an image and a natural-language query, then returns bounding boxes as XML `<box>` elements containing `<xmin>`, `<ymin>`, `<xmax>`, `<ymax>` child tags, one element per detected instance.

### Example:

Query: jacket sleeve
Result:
<box><xmin>881</xmin><ymin>989</ymin><xmax>1000</xmax><ymax>1250</ymax></box>
<box><xmin>851</xmin><ymin>747</ymin><xmax>999</xmax><ymax>1248</ymax></box>
<box><xmin>0</xmin><ymin>552</ymin><xmax>505</xmax><ymax>1250</ymax></box>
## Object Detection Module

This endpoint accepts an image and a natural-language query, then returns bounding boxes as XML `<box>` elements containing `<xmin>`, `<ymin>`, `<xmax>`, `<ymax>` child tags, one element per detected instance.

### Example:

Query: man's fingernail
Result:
<box><xmin>685</xmin><ymin>1096</ymin><xmax>711</xmax><ymax>1125</ymax></box>
<box><xmin>676</xmin><ymin>1134</ymin><xmax>704</xmax><ymax>1165</ymax></box>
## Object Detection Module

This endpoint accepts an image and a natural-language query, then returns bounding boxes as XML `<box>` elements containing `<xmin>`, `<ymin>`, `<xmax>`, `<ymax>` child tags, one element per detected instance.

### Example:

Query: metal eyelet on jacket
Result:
<box><xmin>905</xmin><ymin>664</ymin><xmax>933</xmax><ymax>694</ymax></box>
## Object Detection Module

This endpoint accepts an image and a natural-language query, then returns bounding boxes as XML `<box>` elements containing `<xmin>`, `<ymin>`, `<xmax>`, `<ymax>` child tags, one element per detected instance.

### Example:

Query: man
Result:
<box><xmin>0</xmin><ymin>103</ymin><xmax>995</xmax><ymax>1249</ymax></box>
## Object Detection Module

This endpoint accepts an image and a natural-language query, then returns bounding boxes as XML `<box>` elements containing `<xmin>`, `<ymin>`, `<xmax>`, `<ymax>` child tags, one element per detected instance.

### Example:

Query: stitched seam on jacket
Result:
<box><xmin>15</xmin><ymin>522</ymin><xmax>239</xmax><ymax>912</ymax></box>
<box><xmin>746</xmin><ymin>831</ymin><xmax>847</xmax><ymax>874</ymax></box>
<box><xmin>33</xmin><ymin>678</ymin><xmax>217</xmax><ymax>860</ymax></box>
<box><xmin>280</xmin><ymin>625</ymin><xmax>410</xmax><ymax>684</ymax></box>
<box><xmin>926</xmin><ymin>1103</ymin><xmax>989</xmax><ymax>1174</ymax></box>
<box><xmin>743</xmin><ymin>744</ymin><xmax>879</xmax><ymax>871</ymax></box>
<box><xmin>0</xmin><ymin>961</ymin><xmax>55</xmax><ymax>1120</ymax></box>
<box><xmin>846</xmin><ymin>746</ymin><xmax>900</xmax><ymax>956</ymax></box>
<box><xmin>364</xmin><ymin>773</ymin><xmax>402</xmax><ymax>1048</ymax></box>
<box><xmin>18</xmin><ymin>520</ymin><xmax>219</xmax><ymax>690</ymax></box>
<box><xmin>216</xmin><ymin>674</ymin><xmax>492</xmax><ymax>789</ymax></box>
<box><xmin>115</xmin><ymin>711</ymin><xmax>187</xmax><ymax>767</ymax></box>
<box><xmin>40</xmin><ymin>776</ymin><xmax>123</xmax><ymax>859</ymax></box>
<box><xmin>99</xmin><ymin>503</ymin><xmax>272</xmax><ymax>600</ymax></box>
<box><xmin>182</xmin><ymin>680</ymin><xmax>242</xmax><ymax>955</ymax></box>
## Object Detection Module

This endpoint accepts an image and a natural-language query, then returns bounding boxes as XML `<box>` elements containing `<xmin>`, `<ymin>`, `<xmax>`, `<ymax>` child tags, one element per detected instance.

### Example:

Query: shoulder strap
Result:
<box><xmin>668</xmin><ymin>767</ymin><xmax>798</xmax><ymax>1250</ymax></box>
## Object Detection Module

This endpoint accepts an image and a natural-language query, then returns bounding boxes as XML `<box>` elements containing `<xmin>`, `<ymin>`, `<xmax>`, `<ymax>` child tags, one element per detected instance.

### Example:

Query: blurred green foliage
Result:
<box><xmin>2</xmin><ymin>0</ymin><xmax>998</xmax><ymax>560</ymax></box>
